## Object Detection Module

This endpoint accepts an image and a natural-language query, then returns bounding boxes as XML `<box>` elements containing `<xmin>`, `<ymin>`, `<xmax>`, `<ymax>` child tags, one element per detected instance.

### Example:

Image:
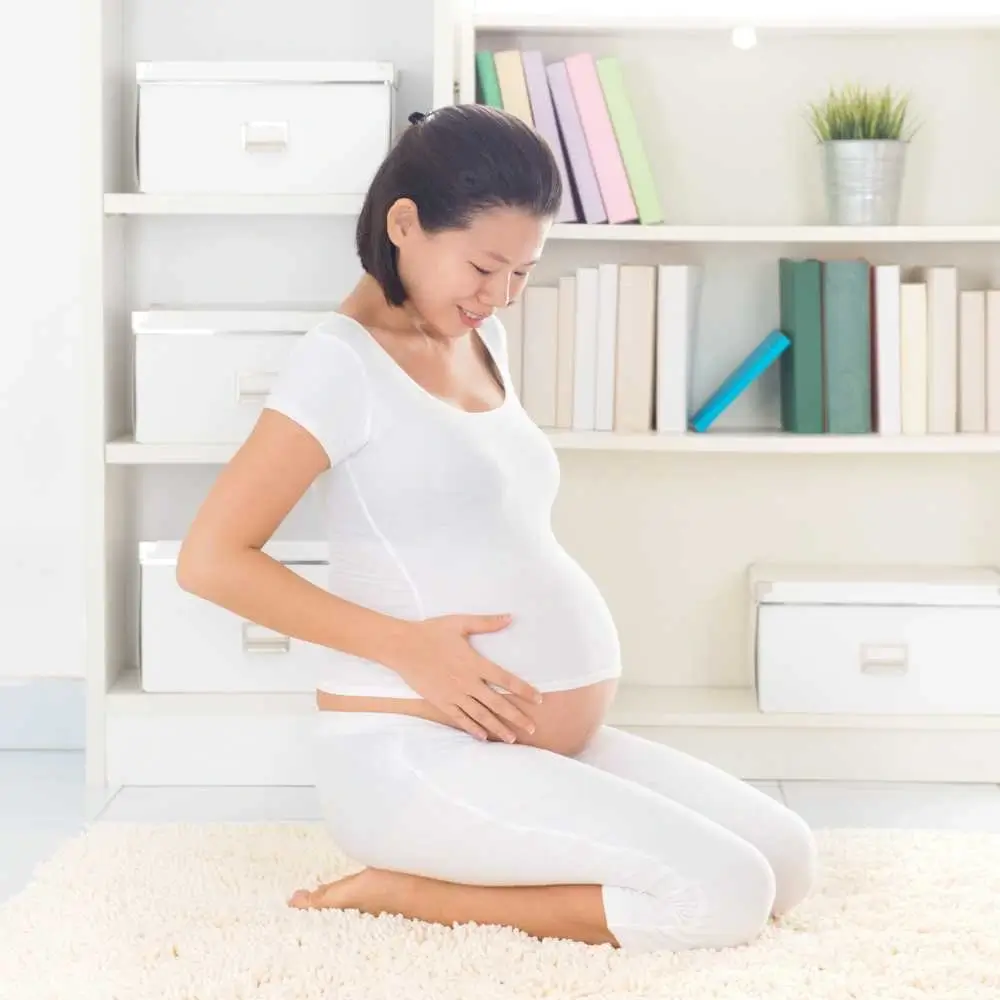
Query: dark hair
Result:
<box><xmin>356</xmin><ymin>104</ymin><xmax>564</xmax><ymax>306</ymax></box>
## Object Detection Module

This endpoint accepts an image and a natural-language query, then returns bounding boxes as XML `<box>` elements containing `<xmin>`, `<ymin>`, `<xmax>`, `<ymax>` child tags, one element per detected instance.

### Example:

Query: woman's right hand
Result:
<box><xmin>388</xmin><ymin>613</ymin><xmax>542</xmax><ymax>743</ymax></box>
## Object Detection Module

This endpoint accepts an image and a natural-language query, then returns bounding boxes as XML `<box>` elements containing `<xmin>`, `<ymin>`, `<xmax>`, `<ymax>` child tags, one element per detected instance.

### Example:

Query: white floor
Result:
<box><xmin>4</xmin><ymin>750</ymin><xmax>1000</xmax><ymax>905</ymax></box>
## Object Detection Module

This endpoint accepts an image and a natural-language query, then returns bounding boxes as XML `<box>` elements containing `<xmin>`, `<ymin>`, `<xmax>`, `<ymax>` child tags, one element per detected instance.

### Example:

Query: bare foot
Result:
<box><xmin>287</xmin><ymin>868</ymin><xmax>407</xmax><ymax>913</ymax></box>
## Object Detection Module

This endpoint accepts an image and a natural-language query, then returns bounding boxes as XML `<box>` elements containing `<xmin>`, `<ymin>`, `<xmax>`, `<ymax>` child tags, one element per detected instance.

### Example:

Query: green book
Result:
<box><xmin>475</xmin><ymin>51</ymin><xmax>503</xmax><ymax>108</ymax></box>
<box><xmin>822</xmin><ymin>259</ymin><xmax>872</xmax><ymax>434</ymax></box>
<box><xmin>778</xmin><ymin>258</ymin><xmax>824</xmax><ymax>433</ymax></box>
<box><xmin>595</xmin><ymin>56</ymin><xmax>664</xmax><ymax>225</ymax></box>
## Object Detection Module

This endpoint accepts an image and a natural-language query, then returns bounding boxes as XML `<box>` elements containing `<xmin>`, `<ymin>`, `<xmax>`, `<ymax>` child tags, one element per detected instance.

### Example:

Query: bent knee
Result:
<box><xmin>606</xmin><ymin>839</ymin><xmax>776</xmax><ymax>953</ymax></box>
<box><xmin>763</xmin><ymin>807</ymin><xmax>818</xmax><ymax>916</ymax></box>
<box><xmin>695</xmin><ymin>840</ymin><xmax>776</xmax><ymax>949</ymax></box>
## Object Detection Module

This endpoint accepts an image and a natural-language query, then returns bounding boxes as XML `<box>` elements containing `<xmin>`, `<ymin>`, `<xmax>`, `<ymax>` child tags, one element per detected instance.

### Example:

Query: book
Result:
<box><xmin>474</xmin><ymin>51</ymin><xmax>503</xmax><ymax>108</ymax></box>
<box><xmin>564</xmin><ymin>53</ymin><xmax>638</xmax><ymax>224</ymax></box>
<box><xmin>656</xmin><ymin>264</ymin><xmax>701</xmax><ymax>433</ymax></box>
<box><xmin>595</xmin><ymin>56</ymin><xmax>663</xmax><ymax>225</ymax></box>
<box><xmin>926</xmin><ymin>266</ymin><xmax>958</xmax><ymax>433</ymax></box>
<box><xmin>689</xmin><ymin>330</ymin><xmax>791</xmax><ymax>432</ymax></box>
<box><xmin>595</xmin><ymin>263</ymin><xmax>619</xmax><ymax>430</ymax></box>
<box><xmin>873</xmin><ymin>265</ymin><xmax>902</xmax><ymax>435</ymax></box>
<box><xmin>520</xmin><ymin>51</ymin><xmax>578</xmax><ymax>223</ymax></box>
<box><xmin>492</xmin><ymin>50</ymin><xmax>533</xmax><ymax>126</ymax></box>
<box><xmin>556</xmin><ymin>276</ymin><xmax>576</xmax><ymax>429</ymax></box>
<box><xmin>521</xmin><ymin>286</ymin><xmax>559</xmax><ymax>428</ymax></box>
<box><xmin>822</xmin><ymin>259</ymin><xmax>872</xmax><ymax>434</ymax></box>
<box><xmin>778</xmin><ymin>258</ymin><xmax>824</xmax><ymax>434</ymax></box>
<box><xmin>546</xmin><ymin>60</ymin><xmax>607</xmax><ymax>224</ymax></box>
<box><xmin>958</xmin><ymin>290</ymin><xmax>987</xmax><ymax>433</ymax></box>
<box><xmin>614</xmin><ymin>265</ymin><xmax>657</xmax><ymax>432</ymax></box>
<box><xmin>572</xmin><ymin>267</ymin><xmax>600</xmax><ymax>430</ymax></box>
<box><xmin>900</xmin><ymin>282</ymin><xmax>929</xmax><ymax>435</ymax></box>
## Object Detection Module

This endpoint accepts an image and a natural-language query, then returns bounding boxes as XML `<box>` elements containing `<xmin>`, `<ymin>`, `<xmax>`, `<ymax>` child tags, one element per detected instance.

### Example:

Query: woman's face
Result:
<box><xmin>388</xmin><ymin>200</ymin><xmax>550</xmax><ymax>337</ymax></box>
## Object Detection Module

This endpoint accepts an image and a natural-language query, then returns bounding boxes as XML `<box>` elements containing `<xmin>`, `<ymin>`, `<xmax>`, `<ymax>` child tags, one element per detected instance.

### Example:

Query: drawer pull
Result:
<box><xmin>242</xmin><ymin>120</ymin><xmax>289</xmax><ymax>152</ymax></box>
<box><xmin>242</xmin><ymin>622</ymin><xmax>290</xmax><ymax>655</ymax></box>
<box><xmin>235</xmin><ymin>371</ymin><xmax>278</xmax><ymax>404</ymax></box>
<box><xmin>859</xmin><ymin>642</ymin><xmax>908</xmax><ymax>676</ymax></box>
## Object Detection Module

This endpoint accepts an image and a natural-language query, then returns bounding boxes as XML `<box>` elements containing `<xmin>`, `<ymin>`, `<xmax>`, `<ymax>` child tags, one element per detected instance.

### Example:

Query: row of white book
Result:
<box><xmin>874</xmin><ymin>265</ymin><xmax>1000</xmax><ymax>435</ymax></box>
<box><xmin>497</xmin><ymin>264</ymin><xmax>700</xmax><ymax>433</ymax></box>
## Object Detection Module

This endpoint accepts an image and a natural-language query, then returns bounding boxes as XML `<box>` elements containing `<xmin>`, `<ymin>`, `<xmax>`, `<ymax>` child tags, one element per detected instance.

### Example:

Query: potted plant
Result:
<box><xmin>807</xmin><ymin>84</ymin><xmax>917</xmax><ymax>226</ymax></box>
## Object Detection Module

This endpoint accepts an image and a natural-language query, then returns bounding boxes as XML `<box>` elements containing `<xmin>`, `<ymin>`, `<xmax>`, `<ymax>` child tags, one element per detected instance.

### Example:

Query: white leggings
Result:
<box><xmin>311</xmin><ymin>711</ymin><xmax>817</xmax><ymax>952</ymax></box>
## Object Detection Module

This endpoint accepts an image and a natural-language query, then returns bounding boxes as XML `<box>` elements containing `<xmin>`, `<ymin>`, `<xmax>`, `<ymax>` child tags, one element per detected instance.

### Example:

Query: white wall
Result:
<box><xmin>0</xmin><ymin>2</ymin><xmax>87</xmax><ymax>746</ymax></box>
<box><xmin>0</xmin><ymin>0</ymin><xmax>433</xmax><ymax>747</ymax></box>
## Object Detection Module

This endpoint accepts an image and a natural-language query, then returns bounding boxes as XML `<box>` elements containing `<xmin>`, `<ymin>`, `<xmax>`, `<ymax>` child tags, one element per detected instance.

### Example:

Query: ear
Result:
<box><xmin>385</xmin><ymin>198</ymin><xmax>421</xmax><ymax>249</ymax></box>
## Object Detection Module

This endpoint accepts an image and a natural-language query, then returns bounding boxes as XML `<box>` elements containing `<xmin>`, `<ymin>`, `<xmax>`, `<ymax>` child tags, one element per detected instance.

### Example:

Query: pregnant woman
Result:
<box><xmin>177</xmin><ymin>105</ymin><xmax>816</xmax><ymax>953</ymax></box>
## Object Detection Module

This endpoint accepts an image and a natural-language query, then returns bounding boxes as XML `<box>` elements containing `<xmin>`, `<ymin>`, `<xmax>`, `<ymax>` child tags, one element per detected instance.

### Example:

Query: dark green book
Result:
<box><xmin>475</xmin><ymin>51</ymin><xmax>503</xmax><ymax>108</ymax></box>
<box><xmin>822</xmin><ymin>259</ymin><xmax>872</xmax><ymax>434</ymax></box>
<box><xmin>778</xmin><ymin>258</ymin><xmax>824</xmax><ymax>433</ymax></box>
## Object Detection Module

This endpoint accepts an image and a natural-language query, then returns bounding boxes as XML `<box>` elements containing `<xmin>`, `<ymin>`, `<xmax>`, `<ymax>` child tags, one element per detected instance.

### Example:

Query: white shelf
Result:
<box><xmin>548</xmin><ymin>224</ymin><xmax>1000</xmax><ymax>244</ymax></box>
<box><xmin>473</xmin><ymin>11</ymin><xmax>1000</xmax><ymax>33</ymax></box>
<box><xmin>105</xmin><ymin>432</ymin><xmax>1000</xmax><ymax>464</ymax></box>
<box><xmin>103</xmin><ymin>193</ymin><xmax>365</xmax><ymax>216</ymax></box>
<box><xmin>106</xmin><ymin>669</ymin><xmax>1000</xmax><ymax>731</ymax></box>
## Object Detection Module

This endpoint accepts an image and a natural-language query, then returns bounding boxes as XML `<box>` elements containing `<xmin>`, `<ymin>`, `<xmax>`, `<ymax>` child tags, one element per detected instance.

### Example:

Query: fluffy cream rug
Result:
<box><xmin>1</xmin><ymin>823</ymin><xmax>997</xmax><ymax>1000</ymax></box>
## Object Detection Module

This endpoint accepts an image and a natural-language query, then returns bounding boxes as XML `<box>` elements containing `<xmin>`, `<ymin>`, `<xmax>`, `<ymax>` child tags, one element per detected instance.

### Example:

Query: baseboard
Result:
<box><xmin>102</xmin><ymin>711</ymin><xmax>1000</xmax><ymax>785</ymax></box>
<box><xmin>0</xmin><ymin>678</ymin><xmax>86</xmax><ymax>750</ymax></box>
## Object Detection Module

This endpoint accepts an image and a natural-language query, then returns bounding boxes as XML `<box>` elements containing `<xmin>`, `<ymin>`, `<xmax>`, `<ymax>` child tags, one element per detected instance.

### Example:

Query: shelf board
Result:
<box><xmin>473</xmin><ymin>11</ymin><xmax>1000</xmax><ymax>33</ymax></box>
<box><xmin>547</xmin><ymin>224</ymin><xmax>1000</xmax><ymax>244</ymax></box>
<box><xmin>104</xmin><ymin>193</ymin><xmax>365</xmax><ymax>216</ymax></box>
<box><xmin>106</xmin><ymin>431</ymin><xmax>1000</xmax><ymax>464</ymax></box>
<box><xmin>105</xmin><ymin>669</ymin><xmax>1000</xmax><ymax>731</ymax></box>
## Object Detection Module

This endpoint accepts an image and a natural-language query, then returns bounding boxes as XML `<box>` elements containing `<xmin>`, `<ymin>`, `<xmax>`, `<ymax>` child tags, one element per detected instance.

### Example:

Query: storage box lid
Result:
<box><xmin>131</xmin><ymin>307</ymin><xmax>335</xmax><ymax>336</ymax></box>
<box><xmin>136</xmin><ymin>61</ymin><xmax>396</xmax><ymax>86</ymax></box>
<box><xmin>750</xmin><ymin>562</ymin><xmax>1000</xmax><ymax>608</ymax></box>
<box><xmin>140</xmin><ymin>540</ymin><xmax>328</xmax><ymax>566</ymax></box>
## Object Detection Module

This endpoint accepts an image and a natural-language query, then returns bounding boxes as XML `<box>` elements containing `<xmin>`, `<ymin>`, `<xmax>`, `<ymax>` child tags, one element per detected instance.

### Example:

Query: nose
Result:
<box><xmin>480</xmin><ymin>271</ymin><xmax>512</xmax><ymax>309</ymax></box>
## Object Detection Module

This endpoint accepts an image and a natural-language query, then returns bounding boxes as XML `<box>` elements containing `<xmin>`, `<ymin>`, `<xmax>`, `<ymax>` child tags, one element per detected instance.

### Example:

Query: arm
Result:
<box><xmin>175</xmin><ymin>406</ymin><xmax>408</xmax><ymax>667</ymax></box>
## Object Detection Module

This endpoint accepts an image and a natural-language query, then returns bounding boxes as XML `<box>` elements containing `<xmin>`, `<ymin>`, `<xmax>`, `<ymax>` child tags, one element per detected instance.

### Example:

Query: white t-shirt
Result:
<box><xmin>264</xmin><ymin>311</ymin><xmax>622</xmax><ymax>697</ymax></box>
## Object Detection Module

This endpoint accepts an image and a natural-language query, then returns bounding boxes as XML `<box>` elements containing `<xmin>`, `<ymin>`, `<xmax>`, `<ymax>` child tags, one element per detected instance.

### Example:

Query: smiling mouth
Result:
<box><xmin>459</xmin><ymin>306</ymin><xmax>489</xmax><ymax>322</ymax></box>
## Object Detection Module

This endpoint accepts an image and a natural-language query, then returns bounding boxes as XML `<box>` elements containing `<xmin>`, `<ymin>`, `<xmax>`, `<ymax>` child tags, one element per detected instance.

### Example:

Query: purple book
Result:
<box><xmin>521</xmin><ymin>50</ymin><xmax>578</xmax><ymax>223</ymax></box>
<box><xmin>545</xmin><ymin>59</ymin><xmax>607</xmax><ymax>224</ymax></box>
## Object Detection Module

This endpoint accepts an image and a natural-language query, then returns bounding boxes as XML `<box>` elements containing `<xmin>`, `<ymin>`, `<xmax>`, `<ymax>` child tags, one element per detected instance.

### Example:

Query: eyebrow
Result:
<box><xmin>485</xmin><ymin>251</ymin><xmax>540</xmax><ymax>267</ymax></box>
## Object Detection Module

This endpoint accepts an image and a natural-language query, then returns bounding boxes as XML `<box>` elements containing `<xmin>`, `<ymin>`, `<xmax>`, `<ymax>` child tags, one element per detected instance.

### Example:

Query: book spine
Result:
<box><xmin>822</xmin><ymin>260</ymin><xmax>872</xmax><ymax>434</ymax></box>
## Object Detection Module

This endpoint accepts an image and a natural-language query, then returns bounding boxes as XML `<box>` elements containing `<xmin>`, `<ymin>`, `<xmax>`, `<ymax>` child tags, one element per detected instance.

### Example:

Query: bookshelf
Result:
<box><xmin>432</xmin><ymin>0</ymin><xmax>1000</xmax><ymax>780</ymax></box>
<box><xmin>80</xmin><ymin>0</ymin><xmax>1000</xmax><ymax>791</ymax></box>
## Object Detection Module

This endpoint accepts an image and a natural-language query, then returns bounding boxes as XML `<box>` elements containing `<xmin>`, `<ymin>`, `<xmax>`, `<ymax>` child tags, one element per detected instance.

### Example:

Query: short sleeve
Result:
<box><xmin>264</xmin><ymin>324</ymin><xmax>372</xmax><ymax>467</ymax></box>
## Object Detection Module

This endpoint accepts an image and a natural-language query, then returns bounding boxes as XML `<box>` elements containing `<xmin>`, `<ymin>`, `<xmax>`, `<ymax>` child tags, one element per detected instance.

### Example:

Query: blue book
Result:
<box><xmin>689</xmin><ymin>329</ymin><xmax>791</xmax><ymax>432</ymax></box>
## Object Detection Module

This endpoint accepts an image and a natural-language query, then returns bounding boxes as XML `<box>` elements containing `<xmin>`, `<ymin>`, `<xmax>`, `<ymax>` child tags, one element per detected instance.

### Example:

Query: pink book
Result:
<box><xmin>546</xmin><ymin>60</ymin><xmax>607</xmax><ymax>224</ymax></box>
<box><xmin>521</xmin><ymin>50</ymin><xmax>578</xmax><ymax>223</ymax></box>
<box><xmin>564</xmin><ymin>52</ymin><xmax>638</xmax><ymax>224</ymax></box>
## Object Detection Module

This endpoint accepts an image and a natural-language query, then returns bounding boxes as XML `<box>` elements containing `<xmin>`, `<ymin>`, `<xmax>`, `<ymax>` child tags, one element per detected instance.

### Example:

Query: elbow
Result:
<box><xmin>175</xmin><ymin>538</ymin><xmax>218</xmax><ymax>598</ymax></box>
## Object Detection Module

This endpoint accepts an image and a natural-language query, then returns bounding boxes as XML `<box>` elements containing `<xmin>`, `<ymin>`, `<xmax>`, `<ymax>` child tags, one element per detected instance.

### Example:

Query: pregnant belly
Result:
<box><xmin>421</xmin><ymin>539</ymin><xmax>623</xmax><ymax>694</ymax></box>
<box><xmin>317</xmin><ymin>537</ymin><xmax>623</xmax><ymax>755</ymax></box>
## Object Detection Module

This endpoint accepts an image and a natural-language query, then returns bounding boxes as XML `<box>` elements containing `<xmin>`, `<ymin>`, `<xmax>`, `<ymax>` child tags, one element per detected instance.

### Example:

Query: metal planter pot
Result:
<box><xmin>822</xmin><ymin>139</ymin><xmax>908</xmax><ymax>226</ymax></box>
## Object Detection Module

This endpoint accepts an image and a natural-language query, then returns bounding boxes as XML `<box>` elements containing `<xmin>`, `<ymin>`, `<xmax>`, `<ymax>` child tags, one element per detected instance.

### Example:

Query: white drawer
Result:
<box><xmin>751</xmin><ymin>563</ymin><xmax>1000</xmax><ymax>715</ymax></box>
<box><xmin>132</xmin><ymin>308</ymin><xmax>331</xmax><ymax>444</ymax></box>
<box><xmin>135</xmin><ymin>62</ymin><xmax>395</xmax><ymax>195</ymax></box>
<box><xmin>139</xmin><ymin>540</ymin><xmax>330</xmax><ymax>693</ymax></box>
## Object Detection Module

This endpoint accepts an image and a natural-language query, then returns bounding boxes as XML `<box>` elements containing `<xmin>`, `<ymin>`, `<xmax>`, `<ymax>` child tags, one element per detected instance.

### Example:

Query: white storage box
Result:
<box><xmin>132</xmin><ymin>307</ymin><xmax>332</xmax><ymax>444</ymax></box>
<box><xmin>139</xmin><ymin>540</ymin><xmax>330</xmax><ymax>693</ymax></box>
<box><xmin>750</xmin><ymin>563</ymin><xmax>1000</xmax><ymax>715</ymax></box>
<box><xmin>135</xmin><ymin>62</ymin><xmax>395</xmax><ymax>194</ymax></box>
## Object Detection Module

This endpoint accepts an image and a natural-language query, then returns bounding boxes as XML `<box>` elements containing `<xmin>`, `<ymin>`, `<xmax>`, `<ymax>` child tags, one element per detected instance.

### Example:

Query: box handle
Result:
<box><xmin>235</xmin><ymin>371</ymin><xmax>278</xmax><ymax>404</ymax></box>
<box><xmin>242</xmin><ymin>121</ymin><xmax>289</xmax><ymax>152</ymax></box>
<box><xmin>859</xmin><ymin>642</ymin><xmax>908</xmax><ymax>676</ymax></box>
<box><xmin>242</xmin><ymin>621</ymin><xmax>290</xmax><ymax>655</ymax></box>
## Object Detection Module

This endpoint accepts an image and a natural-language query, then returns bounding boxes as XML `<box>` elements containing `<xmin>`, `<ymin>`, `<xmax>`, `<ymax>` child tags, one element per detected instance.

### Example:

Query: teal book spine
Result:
<box><xmin>689</xmin><ymin>330</ymin><xmax>791</xmax><ymax>432</ymax></box>
<box><xmin>822</xmin><ymin>260</ymin><xmax>872</xmax><ymax>434</ymax></box>
<box><xmin>779</xmin><ymin>258</ymin><xmax>825</xmax><ymax>433</ymax></box>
